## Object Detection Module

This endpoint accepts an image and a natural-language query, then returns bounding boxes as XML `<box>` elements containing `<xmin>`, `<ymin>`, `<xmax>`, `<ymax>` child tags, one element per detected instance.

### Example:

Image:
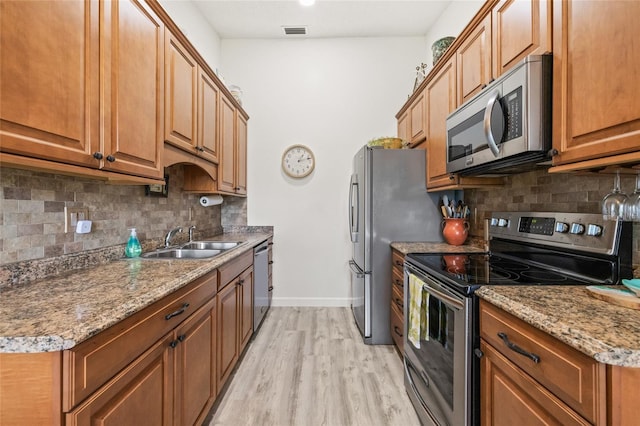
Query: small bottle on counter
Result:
<box><xmin>125</xmin><ymin>228</ymin><xmax>142</xmax><ymax>258</ymax></box>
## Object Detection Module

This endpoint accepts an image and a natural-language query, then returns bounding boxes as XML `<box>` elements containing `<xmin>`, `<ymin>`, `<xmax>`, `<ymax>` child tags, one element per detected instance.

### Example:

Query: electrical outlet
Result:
<box><xmin>65</xmin><ymin>207</ymin><xmax>89</xmax><ymax>233</ymax></box>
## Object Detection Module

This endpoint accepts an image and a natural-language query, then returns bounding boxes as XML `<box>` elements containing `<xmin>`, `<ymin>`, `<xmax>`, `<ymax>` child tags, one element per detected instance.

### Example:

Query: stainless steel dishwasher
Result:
<box><xmin>253</xmin><ymin>240</ymin><xmax>270</xmax><ymax>331</ymax></box>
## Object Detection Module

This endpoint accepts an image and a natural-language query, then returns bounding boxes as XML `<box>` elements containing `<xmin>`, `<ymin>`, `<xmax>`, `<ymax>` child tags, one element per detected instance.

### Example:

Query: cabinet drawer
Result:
<box><xmin>390</xmin><ymin>300</ymin><xmax>404</xmax><ymax>353</ymax></box>
<box><xmin>392</xmin><ymin>267</ymin><xmax>404</xmax><ymax>296</ymax></box>
<box><xmin>63</xmin><ymin>270</ymin><xmax>217</xmax><ymax>411</ymax></box>
<box><xmin>391</xmin><ymin>281</ymin><xmax>404</xmax><ymax>314</ymax></box>
<box><xmin>391</xmin><ymin>250</ymin><xmax>405</xmax><ymax>272</ymax></box>
<box><xmin>479</xmin><ymin>300</ymin><xmax>604</xmax><ymax>423</ymax></box>
<box><xmin>219</xmin><ymin>250</ymin><xmax>253</xmax><ymax>291</ymax></box>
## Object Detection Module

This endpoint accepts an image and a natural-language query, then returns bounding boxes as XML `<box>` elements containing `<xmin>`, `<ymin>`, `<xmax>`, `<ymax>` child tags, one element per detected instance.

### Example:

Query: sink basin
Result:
<box><xmin>181</xmin><ymin>241</ymin><xmax>240</xmax><ymax>250</ymax></box>
<box><xmin>141</xmin><ymin>248</ymin><xmax>222</xmax><ymax>259</ymax></box>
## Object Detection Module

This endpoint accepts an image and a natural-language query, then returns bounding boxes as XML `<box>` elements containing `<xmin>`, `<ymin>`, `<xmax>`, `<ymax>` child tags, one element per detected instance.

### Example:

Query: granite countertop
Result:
<box><xmin>390</xmin><ymin>240</ymin><xmax>486</xmax><ymax>255</ymax></box>
<box><xmin>0</xmin><ymin>232</ymin><xmax>271</xmax><ymax>354</ymax></box>
<box><xmin>477</xmin><ymin>286</ymin><xmax>640</xmax><ymax>367</ymax></box>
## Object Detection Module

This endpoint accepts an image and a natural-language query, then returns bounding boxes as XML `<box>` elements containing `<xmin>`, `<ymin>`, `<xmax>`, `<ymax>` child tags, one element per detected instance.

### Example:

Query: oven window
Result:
<box><xmin>410</xmin><ymin>293</ymin><xmax>456</xmax><ymax>410</ymax></box>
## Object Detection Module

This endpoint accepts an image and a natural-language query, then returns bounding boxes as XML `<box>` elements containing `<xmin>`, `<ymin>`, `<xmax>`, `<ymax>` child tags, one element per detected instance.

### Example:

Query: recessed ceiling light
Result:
<box><xmin>299</xmin><ymin>0</ymin><xmax>315</xmax><ymax>6</ymax></box>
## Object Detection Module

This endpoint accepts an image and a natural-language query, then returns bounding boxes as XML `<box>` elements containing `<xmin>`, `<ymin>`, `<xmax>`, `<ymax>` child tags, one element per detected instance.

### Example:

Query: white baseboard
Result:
<box><xmin>271</xmin><ymin>297</ymin><xmax>350</xmax><ymax>307</ymax></box>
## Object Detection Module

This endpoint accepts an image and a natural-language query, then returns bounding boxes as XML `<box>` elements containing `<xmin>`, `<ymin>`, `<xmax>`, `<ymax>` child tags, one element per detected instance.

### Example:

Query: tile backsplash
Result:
<box><xmin>0</xmin><ymin>166</ymin><xmax>244</xmax><ymax>265</ymax></box>
<box><xmin>465</xmin><ymin>169</ymin><xmax>639</xmax><ymax>265</ymax></box>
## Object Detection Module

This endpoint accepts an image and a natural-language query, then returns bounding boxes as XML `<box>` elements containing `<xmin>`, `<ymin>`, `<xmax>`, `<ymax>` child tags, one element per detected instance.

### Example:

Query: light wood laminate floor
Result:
<box><xmin>207</xmin><ymin>307</ymin><xmax>420</xmax><ymax>426</ymax></box>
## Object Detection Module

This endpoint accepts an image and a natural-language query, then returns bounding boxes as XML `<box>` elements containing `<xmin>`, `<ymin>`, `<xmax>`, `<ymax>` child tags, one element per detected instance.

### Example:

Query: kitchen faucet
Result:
<box><xmin>188</xmin><ymin>225</ymin><xmax>196</xmax><ymax>242</ymax></box>
<box><xmin>164</xmin><ymin>227</ymin><xmax>183</xmax><ymax>248</ymax></box>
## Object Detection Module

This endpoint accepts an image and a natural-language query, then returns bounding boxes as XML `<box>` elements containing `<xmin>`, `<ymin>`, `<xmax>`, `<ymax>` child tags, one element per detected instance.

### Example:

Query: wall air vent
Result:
<box><xmin>283</xmin><ymin>26</ymin><xmax>308</xmax><ymax>36</ymax></box>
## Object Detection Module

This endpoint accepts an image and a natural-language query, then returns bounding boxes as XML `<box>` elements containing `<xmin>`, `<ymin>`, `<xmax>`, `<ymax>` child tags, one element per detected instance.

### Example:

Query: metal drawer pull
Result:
<box><xmin>394</xmin><ymin>298</ymin><xmax>404</xmax><ymax>309</ymax></box>
<box><xmin>165</xmin><ymin>302</ymin><xmax>190</xmax><ymax>320</ymax></box>
<box><xmin>394</xmin><ymin>326</ymin><xmax>403</xmax><ymax>337</ymax></box>
<box><xmin>498</xmin><ymin>332</ymin><xmax>540</xmax><ymax>364</ymax></box>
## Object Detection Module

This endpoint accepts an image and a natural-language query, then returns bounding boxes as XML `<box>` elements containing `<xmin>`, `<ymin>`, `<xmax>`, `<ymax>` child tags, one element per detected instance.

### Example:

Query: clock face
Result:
<box><xmin>282</xmin><ymin>145</ymin><xmax>315</xmax><ymax>178</ymax></box>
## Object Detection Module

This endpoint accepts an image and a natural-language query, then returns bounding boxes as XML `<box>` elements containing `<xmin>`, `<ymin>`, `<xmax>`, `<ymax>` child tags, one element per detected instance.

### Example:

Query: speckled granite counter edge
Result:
<box><xmin>390</xmin><ymin>238</ymin><xmax>486</xmax><ymax>255</ymax></box>
<box><xmin>0</xmin><ymin>229</ymin><xmax>273</xmax><ymax>353</ymax></box>
<box><xmin>476</xmin><ymin>287</ymin><xmax>640</xmax><ymax>367</ymax></box>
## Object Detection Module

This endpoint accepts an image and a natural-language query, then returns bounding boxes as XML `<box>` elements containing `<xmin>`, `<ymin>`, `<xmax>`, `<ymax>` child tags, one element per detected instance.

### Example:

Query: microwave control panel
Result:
<box><xmin>502</xmin><ymin>86</ymin><xmax>523</xmax><ymax>142</ymax></box>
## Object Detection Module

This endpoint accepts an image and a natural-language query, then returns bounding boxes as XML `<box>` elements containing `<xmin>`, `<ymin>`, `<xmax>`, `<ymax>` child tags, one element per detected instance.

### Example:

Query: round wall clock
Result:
<box><xmin>281</xmin><ymin>144</ymin><xmax>315</xmax><ymax>178</ymax></box>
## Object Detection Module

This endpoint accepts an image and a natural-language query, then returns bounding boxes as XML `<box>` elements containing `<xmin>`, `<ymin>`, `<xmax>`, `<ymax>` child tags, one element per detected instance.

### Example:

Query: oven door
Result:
<box><xmin>403</xmin><ymin>262</ymin><xmax>473</xmax><ymax>426</ymax></box>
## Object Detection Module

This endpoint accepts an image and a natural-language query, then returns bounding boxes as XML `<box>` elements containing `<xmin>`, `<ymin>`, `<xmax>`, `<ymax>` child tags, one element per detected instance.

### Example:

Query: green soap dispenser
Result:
<box><xmin>125</xmin><ymin>228</ymin><xmax>142</xmax><ymax>258</ymax></box>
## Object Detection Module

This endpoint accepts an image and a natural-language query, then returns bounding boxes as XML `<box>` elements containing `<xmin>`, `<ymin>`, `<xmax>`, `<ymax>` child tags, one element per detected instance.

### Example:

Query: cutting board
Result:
<box><xmin>586</xmin><ymin>286</ymin><xmax>640</xmax><ymax>310</ymax></box>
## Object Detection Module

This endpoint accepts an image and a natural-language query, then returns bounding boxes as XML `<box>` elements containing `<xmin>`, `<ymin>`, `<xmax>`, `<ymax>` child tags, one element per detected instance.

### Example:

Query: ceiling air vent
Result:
<box><xmin>283</xmin><ymin>26</ymin><xmax>308</xmax><ymax>36</ymax></box>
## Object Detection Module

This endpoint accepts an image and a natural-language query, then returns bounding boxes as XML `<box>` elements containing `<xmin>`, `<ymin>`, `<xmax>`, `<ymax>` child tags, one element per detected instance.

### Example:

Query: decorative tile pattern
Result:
<box><xmin>465</xmin><ymin>169</ymin><xmax>640</xmax><ymax>266</ymax></box>
<box><xmin>477</xmin><ymin>286</ymin><xmax>640</xmax><ymax>367</ymax></box>
<box><xmin>0</xmin><ymin>166</ymin><xmax>246</xmax><ymax>286</ymax></box>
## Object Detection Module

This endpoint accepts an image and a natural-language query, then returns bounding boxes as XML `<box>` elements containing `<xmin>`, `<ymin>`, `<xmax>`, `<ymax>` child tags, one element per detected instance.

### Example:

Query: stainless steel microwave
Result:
<box><xmin>446</xmin><ymin>54</ymin><xmax>552</xmax><ymax>176</ymax></box>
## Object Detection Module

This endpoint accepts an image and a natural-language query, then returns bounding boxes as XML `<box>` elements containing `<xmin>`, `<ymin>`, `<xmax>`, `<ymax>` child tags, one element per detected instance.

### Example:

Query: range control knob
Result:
<box><xmin>490</xmin><ymin>218</ymin><xmax>499</xmax><ymax>226</ymax></box>
<box><xmin>498</xmin><ymin>218</ymin><xmax>509</xmax><ymax>227</ymax></box>
<box><xmin>555</xmin><ymin>222</ymin><xmax>569</xmax><ymax>233</ymax></box>
<box><xmin>570</xmin><ymin>223</ymin><xmax>585</xmax><ymax>235</ymax></box>
<box><xmin>587</xmin><ymin>224</ymin><xmax>603</xmax><ymax>237</ymax></box>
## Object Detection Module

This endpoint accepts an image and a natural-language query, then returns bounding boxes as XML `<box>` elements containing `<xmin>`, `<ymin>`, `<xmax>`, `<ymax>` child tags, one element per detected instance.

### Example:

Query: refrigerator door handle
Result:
<box><xmin>349</xmin><ymin>174</ymin><xmax>359</xmax><ymax>242</ymax></box>
<box><xmin>349</xmin><ymin>260</ymin><xmax>366</xmax><ymax>277</ymax></box>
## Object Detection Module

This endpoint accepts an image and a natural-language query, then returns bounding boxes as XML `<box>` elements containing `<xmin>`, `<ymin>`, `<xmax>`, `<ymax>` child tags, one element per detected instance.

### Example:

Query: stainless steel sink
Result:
<box><xmin>180</xmin><ymin>241</ymin><xmax>240</xmax><ymax>250</ymax></box>
<box><xmin>141</xmin><ymin>248</ymin><xmax>222</xmax><ymax>259</ymax></box>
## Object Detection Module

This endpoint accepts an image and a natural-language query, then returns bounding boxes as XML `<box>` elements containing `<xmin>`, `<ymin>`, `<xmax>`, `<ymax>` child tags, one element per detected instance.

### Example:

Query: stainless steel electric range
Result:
<box><xmin>403</xmin><ymin>212</ymin><xmax>633</xmax><ymax>426</ymax></box>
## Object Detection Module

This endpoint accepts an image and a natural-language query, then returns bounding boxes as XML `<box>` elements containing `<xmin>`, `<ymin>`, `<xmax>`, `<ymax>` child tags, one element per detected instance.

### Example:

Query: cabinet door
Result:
<box><xmin>164</xmin><ymin>30</ymin><xmax>197</xmax><ymax>153</ymax></box>
<box><xmin>397</xmin><ymin>111</ymin><xmax>409</xmax><ymax>143</ymax></box>
<box><xmin>218</xmin><ymin>94</ymin><xmax>237</xmax><ymax>193</ymax></box>
<box><xmin>493</xmin><ymin>0</ymin><xmax>551</xmax><ymax>77</ymax></box>
<box><xmin>66</xmin><ymin>334</ymin><xmax>174</xmax><ymax>426</ymax></box>
<box><xmin>198</xmin><ymin>69</ymin><xmax>220</xmax><ymax>164</ymax></box>
<box><xmin>0</xmin><ymin>0</ymin><xmax>100</xmax><ymax>167</ymax></box>
<box><xmin>217</xmin><ymin>279</ymin><xmax>239</xmax><ymax>390</ymax></box>
<box><xmin>552</xmin><ymin>0</ymin><xmax>640</xmax><ymax>166</ymax></box>
<box><xmin>426</xmin><ymin>57</ymin><xmax>458</xmax><ymax>189</ymax></box>
<box><xmin>480</xmin><ymin>340</ymin><xmax>590</xmax><ymax>426</ymax></box>
<box><xmin>235</xmin><ymin>114</ymin><xmax>248</xmax><ymax>195</ymax></box>
<box><xmin>174</xmin><ymin>298</ymin><xmax>217</xmax><ymax>426</ymax></box>
<box><xmin>102</xmin><ymin>0</ymin><xmax>164</xmax><ymax>179</ymax></box>
<box><xmin>409</xmin><ymin>92</ymin><xmax>426</xmax><ymax>144</ymax></box>
<box><xmin>457</xmin><ymin>13</ymin><xmax>492</xmax><ymax>105</ymax></box>
<box><xmin>238</xmin><ymin>267</ymin><xmax>254</xmax><ymax>352</ymax></box>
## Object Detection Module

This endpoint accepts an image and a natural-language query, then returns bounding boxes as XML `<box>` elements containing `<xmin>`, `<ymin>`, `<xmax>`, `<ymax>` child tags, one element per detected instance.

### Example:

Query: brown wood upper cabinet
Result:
<box><xmin>492</xmin><ymin>0</ymin><xmax>551</xmax><ymax>78</ymax></box>
<box><xmin>409</xmin><ymin>92</ymin><xmax>426</xmax><ymax>145</ymax></box>
<box><xmin>457</xmin><ymin>13</ymin><xmax>492</xmax><ymax>105</ymax></box>
<box><xmin>164</xmin><ymin>31</ymin><xmax>219</xmax><ymax>164</ymax></box>
<box><xmin>550</xmin><ymin>0</ymin><xmax>640</xmax><ymax>172</ymax></box>
<box><xmin>218</xmin><ymin>94</ymin><xmax>248</xmax><ymax>196</ymax></box>
<box><xmin>0</xmin><ymin>0</ymin><xmax>165</xmax><ymax>180</ymax></box>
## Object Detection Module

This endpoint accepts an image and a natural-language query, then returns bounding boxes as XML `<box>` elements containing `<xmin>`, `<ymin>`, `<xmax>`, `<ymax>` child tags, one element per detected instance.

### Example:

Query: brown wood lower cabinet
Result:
<box><xmin>390</xmin><ymin>249</ymin><xmax>405</xmax><ymax>353</ymax></box>
<box><xmin>480</xmin><ymin>300</ymin><xmax>606</xmax><ymax>425</ymax></box>
<box><xmin>66</xmin><ymin>333</ymin><xmax>175</xmax><ymax>426</ymax></box>
<box><xmin>0</xmin><ymin>248</ymin><xmax>259</xmax><ymax>425</ymax></box>
<box><xmin>217</xmin><ymin>279</ymin><xmax>239</xmax><ymax>390</ymax></box>
<box><xmin>217</xmin><ymin>251</ymin><xmax>254</xmax><ymax>392</ymax></box>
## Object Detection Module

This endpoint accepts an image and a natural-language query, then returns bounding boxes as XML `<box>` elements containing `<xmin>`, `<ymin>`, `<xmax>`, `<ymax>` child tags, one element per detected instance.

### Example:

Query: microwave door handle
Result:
<box><xmin>483</xmin><ymin>90</ymin><xmax>505</xmax><ymax>157</ymax></box>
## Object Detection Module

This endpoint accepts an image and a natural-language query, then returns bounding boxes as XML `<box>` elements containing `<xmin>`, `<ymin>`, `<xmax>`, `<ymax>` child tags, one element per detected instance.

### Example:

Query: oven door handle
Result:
<box><xmin>405</xmin><ymin>264</ymin><xmax>464</xmax><ymax>310</ymax></box>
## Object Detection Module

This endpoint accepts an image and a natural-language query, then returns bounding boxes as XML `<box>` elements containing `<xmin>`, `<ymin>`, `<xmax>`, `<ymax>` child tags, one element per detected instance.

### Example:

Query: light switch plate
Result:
<box><xmin>65</xmin><ymin>207</ymin><xmax>89</xmax><ymax>233</ymax></box>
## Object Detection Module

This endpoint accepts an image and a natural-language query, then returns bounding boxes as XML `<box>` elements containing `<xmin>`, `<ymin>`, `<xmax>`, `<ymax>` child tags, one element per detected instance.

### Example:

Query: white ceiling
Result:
<box><xmin>190</xmin><ymin>0</ymin><xmax>453</xmax><ymax>39</ymax></box>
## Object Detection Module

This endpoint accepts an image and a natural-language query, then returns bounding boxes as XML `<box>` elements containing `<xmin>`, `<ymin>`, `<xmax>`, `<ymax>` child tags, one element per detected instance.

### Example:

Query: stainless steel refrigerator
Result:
<box><xmin>348</xmin><ymin>145</ymin><xmax>452</xmax><ymax>344</ymax></box>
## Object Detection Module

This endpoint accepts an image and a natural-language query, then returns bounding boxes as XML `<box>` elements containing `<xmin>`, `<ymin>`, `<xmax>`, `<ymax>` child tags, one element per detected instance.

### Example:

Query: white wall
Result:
<box><xmin>221</xmin><ymin>37</ymin><xmax>426</xmax><ymax>306</ymax></box>
<box><xmin>158</xmin><ymin>0</ymin><xmax>222</xmax><ymax>71</ymax></box>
